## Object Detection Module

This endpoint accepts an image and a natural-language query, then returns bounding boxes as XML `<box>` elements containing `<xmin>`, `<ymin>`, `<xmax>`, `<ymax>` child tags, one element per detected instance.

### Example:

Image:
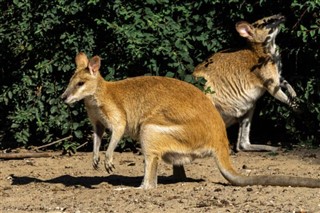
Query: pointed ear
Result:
<box><xmin>88</xmin><ymin>56</ymin><xmax>101</xmax><ymax>76</ymax></box>
<box><xmin>75</xmin><ymin>52</ymin><xmax>89</xmax><ymax>69</ymax></box>
<box><xmin>236</xmin><ymin>21</ymin><xmax>254</xmax><ymax>39</ymax></box>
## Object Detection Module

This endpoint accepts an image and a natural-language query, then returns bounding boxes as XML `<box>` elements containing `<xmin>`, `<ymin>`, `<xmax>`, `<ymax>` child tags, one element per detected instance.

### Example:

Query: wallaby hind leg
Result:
<box><xmin>140</xmin><ymin>153</ymin><xmax>159</xmax><ymax>190</ymax></box>
<box><xmin>236</xmin><ymin>107</ymin><xmax>278</xmax><ymax>152</ymax></box>
<box><xmin>172</xmin><ymin>165</ymin><xmax>187</xmax><ymax>180</ymax></box>
<box><xmin>140</xmin><ymin>124</ymin><xmax>189</xmax><ymax>189</ymax></box>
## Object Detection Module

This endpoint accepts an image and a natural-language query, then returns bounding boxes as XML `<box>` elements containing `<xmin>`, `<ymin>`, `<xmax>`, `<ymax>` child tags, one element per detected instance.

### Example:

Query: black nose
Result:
<box><xmin>61</xmin><ymin>92</ymin><xmax>67</xmax><ymax>102</ymax></box>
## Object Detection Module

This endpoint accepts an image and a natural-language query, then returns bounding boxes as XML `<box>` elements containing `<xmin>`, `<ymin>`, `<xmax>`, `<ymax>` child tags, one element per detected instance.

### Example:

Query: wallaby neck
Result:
<box><xmin>96</xmin><ymin>72</ymin><xmax>108</xmax><ymax>86</ymax></box>
<box><xmin>248</xmin><ymin>40</ymin><xmax>282</xmax><ymax>73</ymax></box>
<box><xmin>248</xmin><ymin>40</ymin><xmax>279</xmax><ymax>60</ymax></box>
<box><xmin>84</xmin><ymin>73</ymin><xmax>108</xmax><ymax>107</ymax></box>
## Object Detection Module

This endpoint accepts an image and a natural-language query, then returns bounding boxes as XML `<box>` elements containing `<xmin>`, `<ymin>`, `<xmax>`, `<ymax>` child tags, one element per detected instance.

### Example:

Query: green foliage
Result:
<box><xmin>258</xmin><ymin>0</ymin><xmax>320</xmax><ymax>147</ymax></box>
<box><xmin>0</xmin><ymin>0</ymin><xmax>319</xmax><ymax>150</ymax></box>
<box><xmin>0</xmin><ymin>0</ymin><xmax>93</xmax><ymax>148</ymax></box>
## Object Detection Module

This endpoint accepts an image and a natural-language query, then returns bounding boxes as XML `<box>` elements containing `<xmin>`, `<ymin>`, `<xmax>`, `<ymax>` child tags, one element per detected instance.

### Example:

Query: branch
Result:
<box><xmin>0</xmin><ymin>152</ymin><xmax>55</xmax><ymax>160</ymax></box>
<box><xmin>76</xmin><ymin>141</ymin><xmax>89</xmax><ymax>150</ymax></box>
<box><xmin>292</xmin><ymin>8</ymin><xmax>308</xmax><ymax>30</ymax></box>
<box><xmin>35</xmin><ymin>135</ymin><xmax>73</xmax><ymax>150</ymax></box>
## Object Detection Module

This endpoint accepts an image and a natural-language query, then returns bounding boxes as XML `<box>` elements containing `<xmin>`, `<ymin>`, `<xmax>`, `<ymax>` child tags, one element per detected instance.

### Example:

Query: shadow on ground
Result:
<box><xmin>10</xmin><ymin>174</ymin><xmax>205</xmax><ymax>189</ymax></box>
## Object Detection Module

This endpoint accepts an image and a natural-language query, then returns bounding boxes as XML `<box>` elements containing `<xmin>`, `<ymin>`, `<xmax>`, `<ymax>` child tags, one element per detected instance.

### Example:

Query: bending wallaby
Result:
<box><xmin>193</xmin><ymin>15</ymin><xmax>297</xmax><ymax>152</ymax></box>
<box><xmin>61</xmin><ymin>52</ymin><xmax>319</xmax><ymax>189</ymax></box>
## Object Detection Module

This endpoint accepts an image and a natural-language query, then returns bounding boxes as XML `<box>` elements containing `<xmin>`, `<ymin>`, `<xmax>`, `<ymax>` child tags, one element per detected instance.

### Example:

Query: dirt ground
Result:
<box><xmin>1</xmin><ymin>148</ymin><xmax>320</xmax><ymax>213</ymax></box>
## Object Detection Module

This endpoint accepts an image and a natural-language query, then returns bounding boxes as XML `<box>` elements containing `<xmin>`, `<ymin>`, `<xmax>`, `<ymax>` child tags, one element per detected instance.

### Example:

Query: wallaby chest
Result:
<box><xmin>84</xmin><ymin>95</ymin><xmax>121</xmax><ymax>132</ymax></box>
<box><xmin>84</xmin><ymin>88</ymin><xmax>147</xmax><ymax>140</ymax></box>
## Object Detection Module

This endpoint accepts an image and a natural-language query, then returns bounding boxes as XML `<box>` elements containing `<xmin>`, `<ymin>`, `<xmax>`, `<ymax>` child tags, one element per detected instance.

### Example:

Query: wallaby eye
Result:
<box><xmin>77</xmin><ymin>81</ymin><xmax>85</xmax><ymax>87</ymax></box>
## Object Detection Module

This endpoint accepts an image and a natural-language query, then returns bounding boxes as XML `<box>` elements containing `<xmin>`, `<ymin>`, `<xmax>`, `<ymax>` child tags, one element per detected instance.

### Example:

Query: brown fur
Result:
<box><xmin>193</xmin><ymin>15</ymin><xmax>297</xmax><ymax>152</ymax></box>
<box><xmin>61</xmin><ymin>52</ymin><xmax>319</xmax><ymax>189</ymax></box>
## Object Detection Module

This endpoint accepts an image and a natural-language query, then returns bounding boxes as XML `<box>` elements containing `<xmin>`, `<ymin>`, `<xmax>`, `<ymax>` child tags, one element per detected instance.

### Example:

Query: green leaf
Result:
<box><xmin>74</xmin><ymin>130</ymin><xmax>83</xmax><ymax>139</ymax></box>
<box><xmin>184</xmin><ymin>74</ymin><xmax>194</xmax><ymax>83</ymax></box>
<box><xmin>165</xmin><ymin>72</ymin><xmax>175</xmax><ymax>78</ymax></box>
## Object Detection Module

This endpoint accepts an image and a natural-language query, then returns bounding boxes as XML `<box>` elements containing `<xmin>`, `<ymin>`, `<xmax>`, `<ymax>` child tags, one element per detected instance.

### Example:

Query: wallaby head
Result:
<box><xmin>61</xmin><ymin>52</ymin><xmax>101</xmax><ymax>105</ymax></box>
<box><xmin>236</xmin><ymin>14</ymin><xmax>285</xmax><ymax>54</ymax></box>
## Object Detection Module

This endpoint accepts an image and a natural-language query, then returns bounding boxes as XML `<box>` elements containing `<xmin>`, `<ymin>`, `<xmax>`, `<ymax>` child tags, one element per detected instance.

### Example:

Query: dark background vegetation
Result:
<box><xmin>0</xmin><ymin>0</ymin><xmax>319</xmax><ymax>152</ymax></box>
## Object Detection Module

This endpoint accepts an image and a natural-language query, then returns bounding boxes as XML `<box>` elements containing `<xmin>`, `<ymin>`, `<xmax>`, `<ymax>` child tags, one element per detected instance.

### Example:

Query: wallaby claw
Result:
<box><xmin>92</xmin><ymin>156</ymin><xmax>100</xmax><ymax>170</ymax></box>
<box><xmin>104</xmin><ymin>161</ymin><xmax>115</xmax><ymax>173</ymax></box>
<box><xmin>289</xmin><ymin>98</ymin><xmax>302</xmax><ymax>113</ymax></box>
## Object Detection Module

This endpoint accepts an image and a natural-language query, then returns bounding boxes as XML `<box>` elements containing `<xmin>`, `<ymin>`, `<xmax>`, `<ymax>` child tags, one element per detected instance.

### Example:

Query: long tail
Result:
<box><xmin>214</xmin><ymin>143</ymin><xmax>320</xmax><ymax>188</ymax></box>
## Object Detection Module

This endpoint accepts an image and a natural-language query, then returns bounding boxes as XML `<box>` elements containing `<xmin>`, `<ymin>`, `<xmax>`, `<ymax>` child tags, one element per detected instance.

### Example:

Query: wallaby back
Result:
<box><xmin>61</xmin><ymin>52</ymin><xmax>320</xmax><ymax>189</ymax></box>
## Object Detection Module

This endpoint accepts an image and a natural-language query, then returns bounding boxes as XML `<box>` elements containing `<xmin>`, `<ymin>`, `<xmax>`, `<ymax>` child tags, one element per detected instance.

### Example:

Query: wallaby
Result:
<box><xmin>61</xmin><ymin>52</ymin><xmax>319</xmax><ymax>189</ymax></box>
<box><xmin>193</xmin><ymin>14</ymin><xmax>297</xmax><ymax>152</ymax></box>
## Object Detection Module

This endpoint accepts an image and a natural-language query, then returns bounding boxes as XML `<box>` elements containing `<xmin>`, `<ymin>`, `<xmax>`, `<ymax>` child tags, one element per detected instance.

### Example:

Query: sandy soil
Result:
<box><xmin>1</xmin><ymin>148</ymin><xmax>320</xmax><ymax>213</ymax></box>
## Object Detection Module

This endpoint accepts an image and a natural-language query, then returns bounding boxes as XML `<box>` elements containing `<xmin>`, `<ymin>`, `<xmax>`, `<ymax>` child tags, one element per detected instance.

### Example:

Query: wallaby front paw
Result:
<box><xmin>290</xmin><ymin>98</ymin><xmax>302</xmax><ymax>113</ymax></box>
<box><xmin>92</xmin><ymin>156</ymin><xmax>100</xmax><ymax>170</ymax></box>
<box><xmin>104</xmin><ymin>159</ymin><xmax>115</xmax><ymax>173</ymax></box>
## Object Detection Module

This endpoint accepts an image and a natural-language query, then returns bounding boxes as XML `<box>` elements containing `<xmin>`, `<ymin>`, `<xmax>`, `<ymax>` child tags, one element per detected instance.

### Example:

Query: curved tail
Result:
<box><xmin>214</xmin><ymin>145</ymin><xmax>320</xmax><ymax>188</ymax></box>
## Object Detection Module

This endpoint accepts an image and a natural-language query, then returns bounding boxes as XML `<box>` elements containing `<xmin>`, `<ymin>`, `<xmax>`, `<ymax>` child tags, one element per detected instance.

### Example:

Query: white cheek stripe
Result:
<box><xmin>76</xmin><ymin>85</ymin><xmax>86</xmax><ymax>95</ymax></box>
<box><xmin>70</xmin><ymin>85</ymin><xmax>87</xmax><ymax>102</ymax></box>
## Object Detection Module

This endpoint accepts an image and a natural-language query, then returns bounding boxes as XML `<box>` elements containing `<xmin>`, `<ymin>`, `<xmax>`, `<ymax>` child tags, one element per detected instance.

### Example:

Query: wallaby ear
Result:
<box><xmin>88</xmin><ymin>56</ymin><xmax>101</xmax><ymax>76</ymax></box>
<box><xmin>75</xmin><ymin>52</ymin><xmax>89</xmax><ymax>69</ymax></box>
<box><xmin>236</xmin><ymin>21</ymin><xmax>254</xmax><ymax>39</ymax></box>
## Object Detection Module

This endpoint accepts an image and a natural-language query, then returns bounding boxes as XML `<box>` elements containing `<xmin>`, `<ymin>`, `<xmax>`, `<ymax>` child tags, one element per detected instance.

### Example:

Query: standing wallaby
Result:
<box><xmin>61</xmin><ymin>52</ymin><xmax>319</xmax><ymax>189</ymax></box>
<box><xmin>193</xmin><ymin>15</ymin><xmax>297</xmax><ymax>152</ymax></box>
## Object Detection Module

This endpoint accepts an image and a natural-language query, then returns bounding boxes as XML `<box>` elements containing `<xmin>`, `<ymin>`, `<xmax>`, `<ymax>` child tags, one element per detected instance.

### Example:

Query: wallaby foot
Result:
<box><xmin>236</xmin><ymin>143</ymin><xmax>278</xmax><ymax>152</ymax></box>
<box><xmin>138</xmin><ymin>183</ymin><xmax>157</xmax><ymax>190</ymax></box>
<box><xmin>114</xmin><ymin>187</ymin><xmax>130</xmax><ymax>191</ymax></box>
<box><xmin>140</xmin><ymin>155</ymin><xmax>159</xmax><ymax>190</ymax></box>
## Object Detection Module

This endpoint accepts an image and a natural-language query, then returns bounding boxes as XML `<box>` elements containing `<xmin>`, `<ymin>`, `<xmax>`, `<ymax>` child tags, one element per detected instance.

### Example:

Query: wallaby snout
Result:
<box><xmin>61</xmin><ymin>88</ymin><xmax>72</xmax><ymax>104</ymax></box>
<box><xmin>61</xmin><ymin>91</ymin><xmax>68</xmax><ymax>103</ymax></box>
<box><xmin>61</xmin><ymin>91</ymin><xmax>77</xmax><ymax>105</ymax></box>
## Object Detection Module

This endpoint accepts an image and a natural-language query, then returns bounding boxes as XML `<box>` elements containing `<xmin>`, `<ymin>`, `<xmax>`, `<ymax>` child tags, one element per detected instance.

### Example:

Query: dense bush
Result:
<box><xmin>258</xmin><ymin>0</ymin><xmax>320</xmax><ymax>146</ymax></box>
<box><xmin>0</xmin><ymin>0</ymin><xmax>319</xmax><ymax>150</ymax></box>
